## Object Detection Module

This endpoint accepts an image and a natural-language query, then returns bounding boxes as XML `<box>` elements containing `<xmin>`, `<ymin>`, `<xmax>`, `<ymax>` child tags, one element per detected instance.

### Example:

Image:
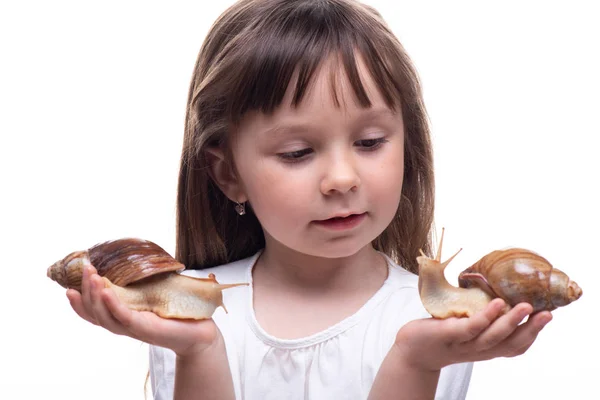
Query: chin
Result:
<box><xmin>298</xmin><ymin>238</ymin><xmax>375</xmax><ymax>259</ymax></box>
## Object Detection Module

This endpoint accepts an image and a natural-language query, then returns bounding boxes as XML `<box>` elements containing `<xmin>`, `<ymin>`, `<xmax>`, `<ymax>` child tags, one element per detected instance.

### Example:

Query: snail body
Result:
<box><xmin>47</xmin><ymin>238</ymin><xmax>248</xmax><ymax>320</ymax></box>
<box><xmin>417</xmin><ymin>229</ymin><xmax>582</xmax><ymax>319</ymax></box>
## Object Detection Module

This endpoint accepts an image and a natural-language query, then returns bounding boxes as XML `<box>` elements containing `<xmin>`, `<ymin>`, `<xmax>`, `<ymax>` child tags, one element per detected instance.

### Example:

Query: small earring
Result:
<box><xmin>234</xmin><ymin>201</ymin><xmax>246</xmax><ymax>216</ymax></box>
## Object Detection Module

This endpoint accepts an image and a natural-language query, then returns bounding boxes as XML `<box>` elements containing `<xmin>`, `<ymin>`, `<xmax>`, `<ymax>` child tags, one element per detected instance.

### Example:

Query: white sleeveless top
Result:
<box><xmin>149</xmin><ymin>251</ymin><xmax>473</xmax><ymax>399</ymax></box>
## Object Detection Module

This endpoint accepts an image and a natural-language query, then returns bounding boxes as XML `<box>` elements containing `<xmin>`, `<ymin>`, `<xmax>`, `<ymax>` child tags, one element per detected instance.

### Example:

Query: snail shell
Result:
<box><xmin>47</xmin><ymin>238</ymin><xmax>248</xmax><ymax>320</ymax></box>
<box><xmin>417</xmin><ymin>229</ymin><xmax>583</xmax><ymax>319</ymax></box>
<box><xmin>47</xmin><ymin>238</ymin><xmax>185</xmax><ymax>291</ymax></box>
<box><xmin>458</xmin><ymin>249</ymin><xmax>582</xmax><ymax>313</ymax></box>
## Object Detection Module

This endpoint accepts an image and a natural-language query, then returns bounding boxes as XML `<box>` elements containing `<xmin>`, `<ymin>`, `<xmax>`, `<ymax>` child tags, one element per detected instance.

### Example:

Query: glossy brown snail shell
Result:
<box><xmin>417</xmin><ymin>229</ymin><xmax>583</xmax><ymax>319</ymax></box>
<box><xmin>47</xmin><ymin>238</ymin><xmax>248</xmax><ymax>320</ymax></box>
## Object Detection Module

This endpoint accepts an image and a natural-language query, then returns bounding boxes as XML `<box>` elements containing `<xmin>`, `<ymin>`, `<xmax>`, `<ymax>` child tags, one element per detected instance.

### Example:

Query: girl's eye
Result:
<box><xmin>355</xmin><ymin>137</ymin><xmax>388</xmax><ymax>150</ymax></box>
<box><xmin>277</xmin><ymin>148</ymin><xmax>313</xmax><ymax>162</ymax></box>
<box><xmin>276</xmin><ymin>138</ymin><xmax>387</xmax><ymax>162</ymax></box>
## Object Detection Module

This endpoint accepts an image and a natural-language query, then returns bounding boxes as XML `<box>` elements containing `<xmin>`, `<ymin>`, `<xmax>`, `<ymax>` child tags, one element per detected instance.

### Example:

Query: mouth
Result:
<box><xmin>313</xmin><ymin>212</ymin><xmax>367</xmax><ymax>230</ymax></box>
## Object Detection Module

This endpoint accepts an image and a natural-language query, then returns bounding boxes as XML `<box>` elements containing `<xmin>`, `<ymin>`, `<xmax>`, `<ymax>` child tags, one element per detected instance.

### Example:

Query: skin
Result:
<box><xmin>67</xmin><ymin>54</ymin><xmax>553</xmax><ymax>399</ymax></box>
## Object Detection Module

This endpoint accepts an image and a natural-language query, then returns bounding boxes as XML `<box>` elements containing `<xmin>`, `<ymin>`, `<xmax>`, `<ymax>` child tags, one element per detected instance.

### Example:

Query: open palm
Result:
<box><xmin>394</xmin><ymin>298</ymin><xmax>552</xmax><ymax>371</ymax></box>
<box><xmin>66</xmin><ymin>265</ymin><xmax>220</xmax><ymax>357</ymax></box>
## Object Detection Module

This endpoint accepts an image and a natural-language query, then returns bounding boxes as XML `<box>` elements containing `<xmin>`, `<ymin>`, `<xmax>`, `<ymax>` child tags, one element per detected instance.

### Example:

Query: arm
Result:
<box><xmin>68</xmin><ymin>264</ymin><xmax>236</xmax><ymax>399</ymax></box>
<box><xmin>369</xmin><ymin>344</ymin><xmax>440</xmax><ymax>400</ymax></box>
<box><xmin>369</xmin><ymin>299</ymin><xmax>552</xmax><ymax>400</ymax></box>
<box><xmin>174</xmin><ymin>334</ymin><xmax>235</xmax><ymax>400</ymax></box>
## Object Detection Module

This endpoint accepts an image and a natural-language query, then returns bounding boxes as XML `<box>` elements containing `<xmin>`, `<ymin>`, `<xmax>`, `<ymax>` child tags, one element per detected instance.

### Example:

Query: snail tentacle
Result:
<box><xmin>418</xmin><ymin>229</ymin><xmax>493</xmax><ymax>319</ymax></box>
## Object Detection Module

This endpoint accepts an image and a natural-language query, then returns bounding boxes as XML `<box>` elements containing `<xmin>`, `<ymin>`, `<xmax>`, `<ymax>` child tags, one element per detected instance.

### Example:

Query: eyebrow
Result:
<box><xmin>356</xmin><ymin>108</ymin><xmax>399</xmax><ymax>122</ymax></box>
<box><xmin>262</xmin><ymin>108</ymin><xmax>399</xmax><ymax>137</ymax></box>
<box><xmin>261</xmin><ymin>123</ymin><xmax>313</xmax><ymax>138</ymax></box>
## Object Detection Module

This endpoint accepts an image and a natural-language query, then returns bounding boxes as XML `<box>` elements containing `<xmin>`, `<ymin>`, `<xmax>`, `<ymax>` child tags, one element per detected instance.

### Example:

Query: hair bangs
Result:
<box><xmin>226</xmin><ymin>0</ymin><xmax>404</xmax><ymax>123</ymax></box>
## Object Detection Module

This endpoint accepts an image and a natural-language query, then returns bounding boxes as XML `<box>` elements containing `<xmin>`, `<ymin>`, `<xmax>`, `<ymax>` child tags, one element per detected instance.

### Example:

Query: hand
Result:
<box><xmin>66</xmin><ymin>264</ymin><xmax>220</xmax><ymax>357</ymax></box>
<box><xmin>394</xmin><ymin>298</ymin><xmax>552</xmax><ymax>372</ymax></box>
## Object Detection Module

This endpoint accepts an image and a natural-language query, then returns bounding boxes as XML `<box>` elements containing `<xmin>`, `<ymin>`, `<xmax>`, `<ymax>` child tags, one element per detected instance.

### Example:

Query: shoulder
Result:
<box><xmin>379</xmin><ymin>253</ymin><xmax>423</xmax><ymax>313</ymax></box>
<box><xmin>383</xmin><ymin>254</ymin><xmax>420</xmax><ymax>290</ymax></box>
<box><xmin>179</xmin><ymin>251</ymin><xmax>261</xmax><ymax>282</ymax></box>
<box><xmin>179</xmin><ymin>251</ymin><xmax>258</xmax><ymax>324</ymax></box>
<box><xmin>365</xmin><ymin>255</ymin><xmax>428</xmax><ymax>351</ymax></box>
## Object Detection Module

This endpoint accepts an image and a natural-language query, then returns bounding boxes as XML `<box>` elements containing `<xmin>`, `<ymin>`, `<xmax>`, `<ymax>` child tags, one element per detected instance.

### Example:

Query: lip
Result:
<box><xmin>313</xmin><ymin>212</ymin><xmax>367</xmax><ymax>231</ymax></box>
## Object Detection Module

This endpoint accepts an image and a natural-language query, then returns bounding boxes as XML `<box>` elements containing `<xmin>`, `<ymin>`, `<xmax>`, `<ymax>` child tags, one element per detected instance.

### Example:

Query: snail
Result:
<box><xmin>47</xmin><ymin>238</ymin><xmax>248</xmax><ymax>320</ymax></box>
<box><xmin>417</xmin><ymin>229</ymin><xmax>582</xmax><ymax>319</ymax></box>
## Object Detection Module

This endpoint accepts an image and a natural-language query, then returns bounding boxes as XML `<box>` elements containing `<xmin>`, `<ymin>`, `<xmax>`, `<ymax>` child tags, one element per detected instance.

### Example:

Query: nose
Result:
<box><xmin>320</xmin><ymin>153</ymin><xmax>361</xmax><ymax>195</ymax></box>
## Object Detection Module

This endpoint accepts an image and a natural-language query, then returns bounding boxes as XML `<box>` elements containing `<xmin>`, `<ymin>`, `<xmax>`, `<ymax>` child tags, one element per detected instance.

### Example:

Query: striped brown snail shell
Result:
<box><xmin>47</xmin><ymin>238</ymin><xmax>248</xmax><ymax>320</ymax></box>
<box><xmin>417</xmin><ymin>229</ymin><xmax>582</xmax><ymax>319</ymax></box>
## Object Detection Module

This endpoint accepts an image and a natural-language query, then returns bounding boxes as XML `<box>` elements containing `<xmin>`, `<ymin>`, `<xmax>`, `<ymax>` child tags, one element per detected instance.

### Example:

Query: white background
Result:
<box><xmin>1</xmin><ymin>1</ymin><xmax>598</xmax><ymax>399</ymax></box>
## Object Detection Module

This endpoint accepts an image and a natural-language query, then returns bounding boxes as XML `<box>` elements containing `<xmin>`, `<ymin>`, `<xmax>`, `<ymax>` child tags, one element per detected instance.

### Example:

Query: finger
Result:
<box><xmin>88</xmin><ymin>274</ymin><xmax>127</xmax><ymax>335</ymax></box>
<box><xmin>102</xmin><ymin>286</ymin><xmax>179</xmax><ymax>345</ymax></box>
<box><xmin>80</xmin><ymin>264</ymin><xmax>95</xmax><ymax>315</ymax></box>
<box><xmin>102</xmin><ymin>287</ymin><xmax>220</xmax><ymax>348</ymax></box>
<box><xmin>102</xmin><ymin>290</ymin><xmax>169</xmax><ymax>348</ymax></box>
<box><xmin>503</xmin><ymin>311</ymin><xmax>552</xmax><ymax>358</ymax></box>
<box><xmin>66</xmin><ymin>289</ymin><xmax>98</xmax><ymax>325</ymax></box>
<box><xmin>100</xmin><ymin>283</ymin><xmax>138</xmax><ymax>331</ymax></box>
<box><xmin>473</xmin><ymin>302</ymin><xmax>533</xmax><ymax>352</ymax></box>
<box><xmin>453</xmin><ymin>298</ymin><xmax>507</xmax><ymax>343</ymax></box>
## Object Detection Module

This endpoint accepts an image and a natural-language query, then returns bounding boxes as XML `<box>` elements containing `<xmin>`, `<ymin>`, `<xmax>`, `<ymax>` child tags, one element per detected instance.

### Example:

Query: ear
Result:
<box><xmin>204</xmin><ymin>146</ymin><xmax>247</xmax><ymax>203</ymax></box>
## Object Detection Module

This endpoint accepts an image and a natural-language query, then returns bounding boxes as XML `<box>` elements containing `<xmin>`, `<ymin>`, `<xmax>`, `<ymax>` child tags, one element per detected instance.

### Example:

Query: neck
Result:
<box><xmin>254</xmin><ymin>239</ymin><xmax>388</xmax><ymax>294</ymax></box>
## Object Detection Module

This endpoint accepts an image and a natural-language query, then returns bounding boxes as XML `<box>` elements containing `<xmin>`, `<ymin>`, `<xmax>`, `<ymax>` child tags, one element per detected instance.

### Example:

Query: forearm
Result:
<box><xmin>368</xmin><ymin>344</ymin><xmax>440</xmax><ymax>400</ymax></box>
<box><xmin>174</xmin><ymin>335</ymin><xmax>235</xmax><ymax>400</ymax></box>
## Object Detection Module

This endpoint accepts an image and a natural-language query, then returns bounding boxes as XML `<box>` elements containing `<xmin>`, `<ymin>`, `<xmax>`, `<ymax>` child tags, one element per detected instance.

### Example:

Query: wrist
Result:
<box><xmin>175</xmin><ymin>327</ymin><xmax>224</xmax><ymax>359</ymax></box>
<box><xmin>173</xmin><ymin>328</ymin><xmax>235</xmax><ymax>400</ymax></box>
<box><xmin>392</xmin><ymin>339</ymin><xmax>442</xmax><ymax>374</ymax></box>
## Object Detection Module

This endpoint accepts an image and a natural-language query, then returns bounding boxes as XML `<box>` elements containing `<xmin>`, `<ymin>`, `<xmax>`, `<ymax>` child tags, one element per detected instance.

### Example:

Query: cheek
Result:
<box><xmin>238</xmin><ymin>161</ymin><xmax>312</xmax><ymax>223</ymax></box>
<box><xmin>366</xmin><ymin>150</ymin><xmax>404</xmax><ymax>214</ymax></box>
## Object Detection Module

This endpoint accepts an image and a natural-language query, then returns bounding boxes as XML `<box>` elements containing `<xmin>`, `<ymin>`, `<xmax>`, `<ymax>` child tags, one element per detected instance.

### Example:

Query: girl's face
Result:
<box><xmin>231</xmin><ymin>56</ymin><xmax>404</xmax><ymax>258</ymax></box>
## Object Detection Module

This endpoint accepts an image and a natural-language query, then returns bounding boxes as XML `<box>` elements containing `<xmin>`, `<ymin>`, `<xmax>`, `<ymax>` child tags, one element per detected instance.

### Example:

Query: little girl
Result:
<box><xmin>67</xmin><ymin>0</ymin><xmax>553</xmax><ymax>399</ymax></box>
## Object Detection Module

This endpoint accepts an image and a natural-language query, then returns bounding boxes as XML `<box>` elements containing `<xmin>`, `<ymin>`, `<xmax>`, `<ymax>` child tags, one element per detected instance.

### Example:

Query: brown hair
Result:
<box><xmin>175</xmin><ymin>0</ymin><xmax>435</xmax><ymax>274</ymax></box>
